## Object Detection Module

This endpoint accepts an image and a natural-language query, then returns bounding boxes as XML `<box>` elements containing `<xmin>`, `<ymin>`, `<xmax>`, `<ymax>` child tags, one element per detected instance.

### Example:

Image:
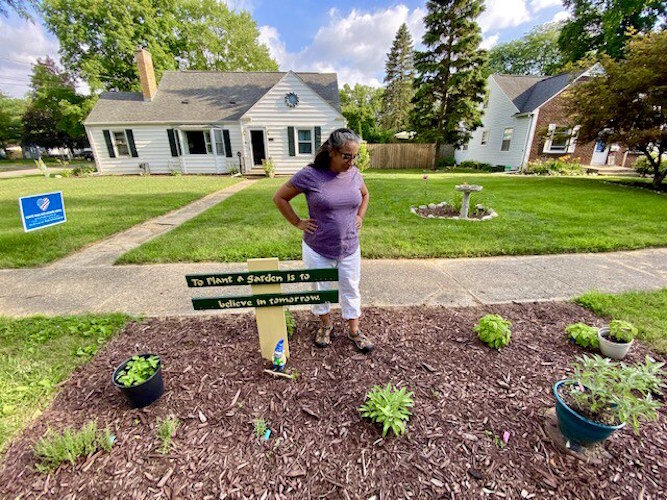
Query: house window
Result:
<box><xmin>548</xmin><ymin>126</ymin><xmax>571</xmax><ymax>152</ymax></box>
<box><xmin>184</xmin><ymin>130</ymin><xmax>212</xmax><ymax>155</ymax></box>
<box><xmin>112</xmin><ymin>131</ymin><xmax>130</xmax><ymax>156</ymax></box>
<box><xmin>501</xmin><ymin>128</ymin><xmax>513</xmax><ymax>151</ymax></box>
<box><xmin>297</xmin><ymin>128</ymin><xmax>313</xmax><ymax>154</ymax></box>
<box><xmin>480</xmin><ymin>131</ymin><xmax>489</xmax><ymax>146</ymax></box>
<box><xmin>213</xmin><ymin>129</ymin><xmax>225</xmax><ymax>155</ymax></box>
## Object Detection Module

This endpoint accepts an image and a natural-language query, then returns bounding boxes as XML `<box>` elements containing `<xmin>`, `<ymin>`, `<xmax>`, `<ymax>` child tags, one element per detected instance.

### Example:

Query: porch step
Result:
<box><xmin>587</xmin><ymin>166</ymin><xmax>639</xmax><ymax>177</ymax></box>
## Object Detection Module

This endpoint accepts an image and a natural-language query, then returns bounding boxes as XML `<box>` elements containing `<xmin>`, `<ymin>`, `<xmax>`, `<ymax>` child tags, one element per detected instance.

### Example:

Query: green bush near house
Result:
<box><xmin>633</xmin><ymin>154</ymin><xmax>666</xmax><ymax>178</ymax></box>
<box><xmin>524</xmin><ymin>156</ymin><xmax>585</xmax><ymax>176</ymax></box>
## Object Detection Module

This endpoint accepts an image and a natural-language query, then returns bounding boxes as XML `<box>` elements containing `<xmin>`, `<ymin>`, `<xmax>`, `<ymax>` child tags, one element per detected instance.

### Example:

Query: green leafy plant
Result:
<box><xmin>228</xmin><ymin>165</ymin><xmax>239</xmax><ymax>175</ymax></box>
<box><xmin>566</xmin><ymin>322</ymin><xmax>599</xmax><ymax>349</ymax></box>
<box><xmin>157</xmin><ymin>416</ymin><xmax>180</xmax><ymax>454</ymax></box>
<box><xmin>115</xmin><ymin>355</ymin><xmax>160</xmax><ymax>388</ymax></box>
<box><xmin>262</xmin><ymin>157</ymin><xmax>275</xmax><ymax>177</ymax></box>
<box><xmin>253</xmin><ymin>418</ymin><xmax>268</xmax><ymax>439</ymax></box>
<box><xmin>608</xmin><ymin>320</ymin><xmax>637</xmax><ymax>343</ymax></box>
<box><xmin>474</xmin><ymin>314</ymin><xmax>511</xmax><ymax>349</ymax></box>
<box><xmin>359</xmin><ymin>383</ymin><xmax>414</xmax><ymax>437</ymax></box>
<box><xmin>566</xmin><ymin>354</ymin><xmax>664</xmax><ymax>433</ymax></box>
<box><xmin>524</xmin><ymin>156</ymin><xmax>584</xmax><ymax>176</ymax></box>
<box><xmin>285</xmin><ymin>309</ymin><xmax>296</xmax><ymax>338</ymax></box>
<box><xmin>484</xmin><ymin>430</ymin><xmax>506</xmax><ymax>449</ymax></box>
<box><xmin>33</xmin><ymin>421</ymin><xmax>114</xmax><ymax>472</ymax></box>
<box><xmin>356</xmin><ymin>142</ymin><xmax>371</xmax><ymax>172</ymax></box>
<box><xmin>34</xmin><ymin>158</ymin><xmax>50</xmax><ymax>178</ymax></box>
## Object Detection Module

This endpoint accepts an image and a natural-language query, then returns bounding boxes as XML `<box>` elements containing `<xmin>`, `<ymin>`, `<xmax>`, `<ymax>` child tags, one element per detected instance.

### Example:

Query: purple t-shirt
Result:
<box><xmin>290</xmin><ymin>165</ymin><xmax>363</xmax><ymax>259</ymax></box>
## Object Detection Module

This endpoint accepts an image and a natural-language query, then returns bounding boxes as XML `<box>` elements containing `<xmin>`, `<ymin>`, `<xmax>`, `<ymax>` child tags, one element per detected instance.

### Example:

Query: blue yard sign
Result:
<box><xmin>18</xmin><ymin>191</ymin><xmax>67</xmax><ymax>232</ymax></box>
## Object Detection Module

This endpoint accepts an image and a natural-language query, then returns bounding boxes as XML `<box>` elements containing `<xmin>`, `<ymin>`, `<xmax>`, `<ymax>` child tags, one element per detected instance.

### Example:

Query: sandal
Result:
<box><xmin>348</xmin><ymin>330</ymin><xmax>373</xmax><ymax>353</ymax></box>
<box><xmin>315</xmin><ymin>323</ymin><xmax>334</xmax><ymax>348</ymax></box>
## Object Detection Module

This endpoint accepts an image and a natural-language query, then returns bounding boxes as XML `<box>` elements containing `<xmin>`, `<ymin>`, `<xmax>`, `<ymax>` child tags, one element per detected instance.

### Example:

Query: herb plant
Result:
<box><xmin>116</xmin><ymin>355</ymin><xmax>160</xmax><ymax>388</ymax></box>
<box><xmin>474</xmin><ymin>314</ymin><xmax>511</xmax><ymax>349</ymax></box>
<box><xmin>253</xmin><ymin>418</ymin><xmax>268</xmax><ymax>439</ymax></box>
<box><xmin>157</xmin><ymin>416</ymin><xmax>180</xmax><ymax>454</ymax></box>
<box><xmin>566</xmin><ymin>323</ymin><xmax>599</xmax><ymax>349</ymax></box>
<box><xmin>359</xmin><ymin>383</ymin><xmax>414</xmax><ymax>437</ymax></box>
<box><xmin>566</xmin><ymin>354</ymin><xmax>664</xmax><ymax>433</ymax></box>
<box><xmin>33</xmin><ymin>421</ymin><xmax>114</xmax><ymax>472</ymax></box>
<box><xmin>608</xmin><ymin>320</ymin><xmax>637</xmax><ymax>343</ymax></box>
<box><xmin>285</xmin><ymin>309</ymin><xmax>296</xmax><ymax>338</ymax></box>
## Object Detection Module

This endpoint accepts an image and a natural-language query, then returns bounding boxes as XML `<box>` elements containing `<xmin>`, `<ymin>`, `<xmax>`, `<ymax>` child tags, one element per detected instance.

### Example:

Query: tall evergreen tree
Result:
<box><xmin>412</xmin><ymin>0</ymin><xmax>487</xmax><ymax>164</ymax></box>
<box><xmin>380</xmin><ymin>23</ymin><xmax>415</xmax><ymax>133</ymax></box>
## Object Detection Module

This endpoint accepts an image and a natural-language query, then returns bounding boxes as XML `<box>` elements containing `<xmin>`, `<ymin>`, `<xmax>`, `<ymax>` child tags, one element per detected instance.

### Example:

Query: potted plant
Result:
<box><xmin>112</xmin><ymin>354</ymin><xmax>164</xmax><ymax>408</ymax></box>
<box><xmin>598</xmin><ymin>320</ymin><xmax>637</xmax><ymax>359</ymax></box>
<box><xmin>553</xmin><ymin>354</ymin><xmax>663</xmax><ymax>446</ymax></box>
<box><xmin>262</xmin><ymin>158</ymin><xmax>275</xmax><ymax>178</ymax></box>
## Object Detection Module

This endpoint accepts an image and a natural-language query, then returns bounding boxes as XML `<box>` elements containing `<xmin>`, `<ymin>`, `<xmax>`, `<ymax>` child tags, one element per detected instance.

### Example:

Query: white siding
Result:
<box><xmin>455</xmin><ymin>77</ymin><xmax>532</xmax><ymax>168</ymax></box>
<box><xmin>243</xmin><ymin>72</ymin><xmax>345</xmax><ymax>174</ymax></box>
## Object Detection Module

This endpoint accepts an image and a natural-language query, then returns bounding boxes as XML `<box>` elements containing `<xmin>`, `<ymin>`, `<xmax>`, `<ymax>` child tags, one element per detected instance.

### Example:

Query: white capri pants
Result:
<box><xmin>302</xmin><ymin>240</ymin><xmax>361</xmax><ymax>320</ymax></box>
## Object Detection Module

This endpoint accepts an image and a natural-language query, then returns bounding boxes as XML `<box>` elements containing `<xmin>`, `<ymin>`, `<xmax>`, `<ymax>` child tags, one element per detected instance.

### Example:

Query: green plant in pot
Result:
<box><xmin>598</xmin><ymin>320</ymin><xmax>637</xmax><ymax>360</ymax></box>
<box><xmin>112</xmin><ymin>354</ymin><xmax>164</xmax><ymax>408</ymax></box>
<box><xmin>553</xmin><ymin>354</ymin><xmax>664</xmax><ymax>446</ymax></box>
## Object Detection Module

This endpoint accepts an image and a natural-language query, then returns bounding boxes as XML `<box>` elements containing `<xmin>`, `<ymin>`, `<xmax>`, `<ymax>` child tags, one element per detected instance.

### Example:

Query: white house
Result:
<box><xmin>84</xmin><ymin>49</ymin><xmax>346</xmax><ymax>175</ymax></box>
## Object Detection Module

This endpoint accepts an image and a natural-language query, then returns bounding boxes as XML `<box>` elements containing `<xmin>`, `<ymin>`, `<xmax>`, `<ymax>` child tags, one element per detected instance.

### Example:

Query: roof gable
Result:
<box><xmin>491</xmin><ymin>71</ymin><xmax>583</xmax><ymax>113</ymax></box>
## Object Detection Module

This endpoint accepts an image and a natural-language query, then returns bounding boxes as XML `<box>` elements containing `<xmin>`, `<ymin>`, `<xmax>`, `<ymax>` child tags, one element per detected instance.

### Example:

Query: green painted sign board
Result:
<box><xmin>192</xmin><ymin>290</ymin><xmax>339</xmax><ymax>311</ymax></box>
<box><xmin>186</xmin><ymin>268</ymin><xmax>338</xmax><ymax>288</ymax></box>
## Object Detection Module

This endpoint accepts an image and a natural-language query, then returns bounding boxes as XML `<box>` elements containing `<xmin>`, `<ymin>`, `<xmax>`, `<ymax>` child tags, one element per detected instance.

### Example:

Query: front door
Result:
<box><xmin>250</xmin><ymin>130</ymin><xmax>266</xmax><ymax>166</ymax></box>
<box><xmin>591</xmin><ymin>140</ymin><xmax>609</xmax><ymax>166</ymax></box>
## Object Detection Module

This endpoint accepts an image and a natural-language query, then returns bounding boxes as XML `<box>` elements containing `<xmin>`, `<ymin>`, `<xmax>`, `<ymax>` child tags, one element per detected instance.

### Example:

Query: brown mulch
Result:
<box><xmin>1</xmin><ymin>303</ymin><xmax>665</xmax><ymax>499</ymax></box>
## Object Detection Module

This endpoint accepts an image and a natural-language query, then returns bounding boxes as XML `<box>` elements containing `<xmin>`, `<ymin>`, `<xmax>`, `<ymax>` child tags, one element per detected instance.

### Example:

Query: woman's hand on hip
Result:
<box><xmin>296</xmin><ymin>218</ymin><xmax>317</xmax><ymax>234</ymax></box>
<box><xmin>355</xmin><ymin>215</ymin><xmax>363</xmax><ymax>230</ymax></box>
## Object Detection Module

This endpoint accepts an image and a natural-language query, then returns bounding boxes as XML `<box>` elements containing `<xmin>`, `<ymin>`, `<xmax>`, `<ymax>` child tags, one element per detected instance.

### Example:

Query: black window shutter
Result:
<box><xmin>314</xmin><ymin>126</ymin><xmax>321</xmax><ymax>149</ymax></box>
<box><xmin>167</xmin><ymin>129</ymin><xmax>179</xmax><ymax>157</ymax></box>
<box><xmin>287</xmin><ymin>126</ymin><xmax>295</xmax><ymax>156</ymax></box>
<box><xmin>223</xmin><ymin>129</ymin><xmax>232</xmax><ymax>158</ymax></box>
<box><xmin>103</xmin><ymin>129</ymin><xmax>115</xmax><ymax>158</ymax></box>
<box><xmin>126</xmin><ymin>129</ymin><xmax>138</xmax><ymax>157</ymax></box>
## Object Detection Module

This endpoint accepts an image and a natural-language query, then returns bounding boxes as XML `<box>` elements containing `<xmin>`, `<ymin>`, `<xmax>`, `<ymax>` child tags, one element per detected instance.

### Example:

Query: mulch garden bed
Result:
<box><xmin>1</xmin><ymin>302</ymin><xmax>665</xmax><ymax>499</ymax></box>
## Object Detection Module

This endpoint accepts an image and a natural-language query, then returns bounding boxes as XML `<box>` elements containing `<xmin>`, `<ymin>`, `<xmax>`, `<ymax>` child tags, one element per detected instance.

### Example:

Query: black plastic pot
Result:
<box><xmin>112</xmin><ymin>353</ymin><xmax>164</xmax><ymax>408</ymax></box>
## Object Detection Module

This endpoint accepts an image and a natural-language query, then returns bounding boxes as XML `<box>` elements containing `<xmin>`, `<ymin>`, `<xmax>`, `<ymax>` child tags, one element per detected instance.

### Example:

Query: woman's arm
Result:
<box><xmin>356</xmin><ymin>181</ymin><xmax>369</xmax><ymax>229</ymax></box>
<box><xmin>273</xmin><ymin>181</ymin><xmax>317</xmax><ymax>234</ymax></box>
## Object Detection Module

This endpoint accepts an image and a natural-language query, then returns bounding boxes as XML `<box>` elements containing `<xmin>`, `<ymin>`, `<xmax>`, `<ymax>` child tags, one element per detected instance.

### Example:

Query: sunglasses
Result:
<box><xmin>340</xmin><ymin>152</ymin><xmax>360</xmax><ymax>162</ymax></box>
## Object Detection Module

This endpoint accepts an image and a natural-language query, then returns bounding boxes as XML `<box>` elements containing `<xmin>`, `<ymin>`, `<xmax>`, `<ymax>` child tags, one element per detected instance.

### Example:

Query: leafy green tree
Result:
<box><xmin>0</xmin><ymin>0</ymin><xmax>33</xmax><ymax>19</ymax></box>
<box><xmin>486</xmin><ymin>22</ymin><xmax>565</xmax><ymax>77</ymax></box>
<box><xmin>380</xmin><ymin>23</ymin><xmax>415</xmax><ymax>133</ymax></box>
<box><xmin>340</xmin><ymin>84</ymin><xmax>389</xmax><ymax>142</ymax></box>
<box><xmin>558</xmin><ymin>0</ymin><xmax>666</xmax><ymax>63</ymax></box>
<box><xmin>563</xmin><ymin>31</ymin><xmax>667</xmax><ymax>188</ymax></box>
<box><xmin>40</xmin><ymin>0</ymin><xmax>277</xmax><ymax>93</ymax></box>
<box><xmin>412</xmin><ymin>0</ymin><xmax>487</xmax><ymax>162</ymax></box>
<box><xmin>0</xmin><ymin>92</ymin><xmax>27</xmax><ymax>149</ymax></box>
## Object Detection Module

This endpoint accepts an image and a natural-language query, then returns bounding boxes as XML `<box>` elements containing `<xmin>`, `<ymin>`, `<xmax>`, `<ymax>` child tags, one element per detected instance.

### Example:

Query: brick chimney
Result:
<box><xmin>135</xmin><ymin>48</ymin><xmax>157</xmax><ymax>101</ymax></box>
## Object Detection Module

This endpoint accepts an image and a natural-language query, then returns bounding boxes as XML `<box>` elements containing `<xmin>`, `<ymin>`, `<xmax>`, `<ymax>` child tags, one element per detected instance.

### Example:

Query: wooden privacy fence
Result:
<box><xmin>367</xmin><ymin>143</ymin><xmax>436</xmax><ymax>169</ymax></box>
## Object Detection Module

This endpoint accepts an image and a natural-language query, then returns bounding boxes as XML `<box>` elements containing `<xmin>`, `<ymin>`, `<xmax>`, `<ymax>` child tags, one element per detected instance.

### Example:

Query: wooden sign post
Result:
<box><xmin>185</xmin><ymin>261</ymin><xmax>338</xmax><ymax>362</ymax></box>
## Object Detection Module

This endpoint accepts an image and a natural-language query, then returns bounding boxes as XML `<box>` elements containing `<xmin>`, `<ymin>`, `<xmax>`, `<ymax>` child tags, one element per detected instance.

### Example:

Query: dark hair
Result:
<box><xmin>310</xmin><ymin>128</ymin><xmax>362</xmax><ymax>170</ymax></box>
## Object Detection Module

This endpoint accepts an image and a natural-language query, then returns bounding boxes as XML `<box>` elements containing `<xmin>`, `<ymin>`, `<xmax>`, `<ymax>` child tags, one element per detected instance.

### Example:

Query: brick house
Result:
<box><xmin>455</xmin><ymin>66</ymin><xmax>639</xmax><ymax>169</ymax></box>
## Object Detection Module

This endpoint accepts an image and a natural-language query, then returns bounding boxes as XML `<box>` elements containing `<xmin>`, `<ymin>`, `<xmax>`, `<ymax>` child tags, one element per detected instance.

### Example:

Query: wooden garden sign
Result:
<box><xmin>186</xmin><ymin>258</ymin><xmax>338</xmax><ymax>361</ymax></box>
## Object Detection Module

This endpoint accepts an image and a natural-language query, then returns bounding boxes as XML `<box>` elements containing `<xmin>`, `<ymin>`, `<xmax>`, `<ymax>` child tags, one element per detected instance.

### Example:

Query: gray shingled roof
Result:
<box><xmin>492</xmin><ymin>72</ymin><xmax>580</xmax><ymax>113</ymax></box>
<box><xmin>84</xmin><ymin>71</ymin><xmax>341</xmax><ymax>125</ymax></box>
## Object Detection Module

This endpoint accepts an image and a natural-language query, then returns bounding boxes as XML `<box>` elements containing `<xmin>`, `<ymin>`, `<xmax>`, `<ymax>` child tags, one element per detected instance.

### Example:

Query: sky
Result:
<box><xmin>0</xmin><ymin>0</ymin><xmax>570</xmax><ymax>98</ymax></box>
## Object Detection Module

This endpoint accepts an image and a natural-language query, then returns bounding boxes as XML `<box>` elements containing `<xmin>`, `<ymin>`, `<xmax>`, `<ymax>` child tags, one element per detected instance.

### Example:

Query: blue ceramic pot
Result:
<box><xmin>553</xmin><ymin>380</ymin><xmax>625</xmax><ymax>445</ymax></box>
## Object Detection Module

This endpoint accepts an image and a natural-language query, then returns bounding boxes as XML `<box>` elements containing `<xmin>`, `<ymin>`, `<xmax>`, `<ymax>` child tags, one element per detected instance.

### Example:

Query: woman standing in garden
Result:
<box><xmin>273</xmin><ymin>128</ymin><xmax>373</xmax><ymax>353</ymax></box>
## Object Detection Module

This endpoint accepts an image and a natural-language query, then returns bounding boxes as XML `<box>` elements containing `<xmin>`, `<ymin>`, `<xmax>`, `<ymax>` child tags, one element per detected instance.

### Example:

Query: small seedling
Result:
<box><xmin>474</xmin><ymin>314</ymin><xmax>511</xmax><ymax>349</ymax></box>
<box><xmin>116</xmin><ymin>355</ymin><xmax>159</xmax><ymax>387</ymax></box>
<box><xmin>608</xmin><ymin>320</ymin><xmax>637</xmax><ymax>343</ymax></box>
<box><xmin>359</xmin><ymin>383</ymin><xmax>414</xmax><ymax>437</ymax></box>
<box><xmin>290</xmin><ymin>369</ymin><xmax>299</xmax><ymax>381</ymax></box>
<box><xmin>485</xmin><ymin>430</ymin><xmax>506</xmax><ymax>449</ymax></box>
<box><xmin>33</xmin><ymin>421</ymin><xmax>114</xmax><ymax>472</ymax></box>
<box><xmin>157</xmin><ymin>416</ymin><xmax>180</xmax><ymax>454</ymax></box>
<box><xmin>566</xmin><ymin>323</ymin><xmax>599</xmax><ymax>349</ymax></box>
<box><xmin>253</xmin><ymin>418</ymin><xmax>268</xmax><ymax>439</ymax></box>
<box><xmin>285</xmin><ymin>309</ymin><xmax>296</xmax><ymax>338</ymax></box>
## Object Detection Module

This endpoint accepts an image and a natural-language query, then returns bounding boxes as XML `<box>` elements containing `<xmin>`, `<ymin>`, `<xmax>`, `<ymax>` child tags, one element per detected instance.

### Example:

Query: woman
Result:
<box><xmin>273</xmin><ymin>128</ymin><xmax>373</xmax><ymax>353</ymax></box>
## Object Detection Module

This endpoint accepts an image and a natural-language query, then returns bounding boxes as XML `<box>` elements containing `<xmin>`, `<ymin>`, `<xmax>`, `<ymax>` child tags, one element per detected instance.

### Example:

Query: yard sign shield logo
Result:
<box><xmin>18</xmin><ymin>191</ymin><xmax>67</xmax><ymax>232</ymax></box>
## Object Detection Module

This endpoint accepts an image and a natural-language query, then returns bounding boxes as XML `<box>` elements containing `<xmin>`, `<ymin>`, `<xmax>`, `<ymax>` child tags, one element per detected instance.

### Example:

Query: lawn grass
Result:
<box><xmin>0</xmin><ymin>314</ymin><xmax>131</xmax><ymax>453</ymax></box>
<box><xmin>575</xmin><ymin>289</ymin><xmax>667</xmax><ymax>354</ymax></box>
<box><xmin>118</xmin><ymin>171</ymin><xmax>667</xmax><ymax>264</ymax></box>
<box><xmin>0</xmin><ymin>175</ymin><xmax>238</xmax><ymax>268</ymax></box>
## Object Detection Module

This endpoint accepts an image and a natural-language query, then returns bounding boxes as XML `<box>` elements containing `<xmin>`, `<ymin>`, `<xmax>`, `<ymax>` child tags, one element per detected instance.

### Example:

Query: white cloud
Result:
<box><xmin>551</xmin><ymin>10</ymin><xmax>571</xmax><ymax>23</ymax></box>
<box><xmin>480</xmin><ymin>34</ymin><xmax>500</xmax><ymax>50</ymax></box>
<box><xmin>222</xmin><ymin>0</ymin><xmax>255</xmax><ymax>13</ymax></box>
<box><xmin>530</xmin><ymin>0</ymin><xmax>563</xmax><ymax>12</ymax></box>
<box><xmin>0</xmin><ymin>18</ymin><xmax>61</xmax><ymax>97</ymax></box>
<box><xmin>479</xmin><ymin>0</ymin><xmax>531</xmax><ymax>33</ymax></box>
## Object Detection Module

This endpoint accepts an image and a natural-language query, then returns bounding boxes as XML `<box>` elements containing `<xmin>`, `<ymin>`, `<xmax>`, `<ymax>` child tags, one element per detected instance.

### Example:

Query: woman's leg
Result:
<box><xmin>302</xmin><ymin>241</ymin><xmax>336</xmax><ymax>345</ymax></box>
<box><xmin>338</xmin><ymin>246</ymin><xmax>372</xmax><ymax>352</ymax></box>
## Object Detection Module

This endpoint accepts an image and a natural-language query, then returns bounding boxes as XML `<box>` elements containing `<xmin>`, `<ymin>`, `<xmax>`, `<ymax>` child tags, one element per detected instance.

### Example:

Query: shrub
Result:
<box><xmin>357</xmin><ymin>142</ymin><xmax>371</xmax><ymax>172</ymax></box>
<box><xmin>33</xmin><ymin>421</ymin><xmax>114</xmax><ymax>472</ymax></box>
<box><xmin>437</xmin><ymin>156</ymin><xmax>456</xmax><ymax>169</ymax></box>
<box><xmin>633</xmin><ymin>154</ymin><xmax>666</xmax><ymax>178</ymax></box>
<box><xmin>115</xmin><ymin>355</ymin><xmax>159</xmax><ymax>388</ymax></box>
<box><xmin>459</xmin><ymin>160</ymin><xmax>491</xmax><ymax>170</ymax></box>
<box><xmin>157</xmin><ymin>416</ymin><xmax>180</xmax><ymax>454</ymax></box>
<box><xmin>525</xmin><ymin>156</ymin><xmax>584</xmax><ymax>176</ymax></box>
<box><xmin>566</xmin><ymin>354</ymin><xmax>663</xmax><ymax>432</ymax></box>
<box><xmin>608</xmin><ymin>320</ymin><xmax>637</xmax><ymax>343</ymax></box>
<box><xmin>474</xmin><ymin>314</ymin><xmax>511</xmax><ymax>349</ymax></box>
<box><xmin>262</xmin><ymin>157</ymin><xmax>275</xmax><ymax>176</ymax></box>
<box><xmin>360</xmin><ymin>383</ymin><xmax>414</xmax><ymax>437</ymax></box>
<box><xmin>228</xmin><ymin>166</ymin><xmax>239</xmax><ymax>175</ymax></box>
<box><xmin>72</xmin><ymin>165</ymin><xmax>96</xmax><ymax>177</ymax></box>
<box><xmin>566</xmin><ymin>323</ymin><xmax>599</xmax><ymax>349</ymax></box>
<box><xmin>285</xmin><ymin>309</ymin><xmax>296</xmax><ymax>338</ymax></box>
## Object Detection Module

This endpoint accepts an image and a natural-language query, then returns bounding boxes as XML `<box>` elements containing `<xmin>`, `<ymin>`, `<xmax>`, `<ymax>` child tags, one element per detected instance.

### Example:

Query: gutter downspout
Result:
<box><xmin>520</xmin><ymin>108</ymin><xmax>540</xmax><ymax>172</ymax></box>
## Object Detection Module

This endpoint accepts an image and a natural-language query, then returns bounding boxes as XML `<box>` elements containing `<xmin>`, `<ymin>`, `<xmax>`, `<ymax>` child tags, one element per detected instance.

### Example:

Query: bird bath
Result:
<box><xmin>455</xmin><ymin>184</ymin><xmax>483</xmax><ymax>219</ymax></box>
<box><xmin>410</xmin><ymin>183</ymin><xmax>497</xmax><ymax>221</ymax></box>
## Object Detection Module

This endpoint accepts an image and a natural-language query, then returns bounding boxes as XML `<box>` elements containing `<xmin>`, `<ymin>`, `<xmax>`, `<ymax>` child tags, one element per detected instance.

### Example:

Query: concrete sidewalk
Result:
<box><xmin>1</xmin><ymin>248</ymin><xmax>665</xmax><ymax>317</ymax></box>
